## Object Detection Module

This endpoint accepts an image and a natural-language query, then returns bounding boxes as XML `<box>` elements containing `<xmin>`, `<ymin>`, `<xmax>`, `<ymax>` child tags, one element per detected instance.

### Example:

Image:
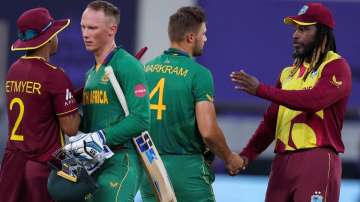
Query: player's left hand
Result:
<box><xmin>230</xmin><ymin>70</ymin><xmax>260</xmax><ymax>95</ymax></box>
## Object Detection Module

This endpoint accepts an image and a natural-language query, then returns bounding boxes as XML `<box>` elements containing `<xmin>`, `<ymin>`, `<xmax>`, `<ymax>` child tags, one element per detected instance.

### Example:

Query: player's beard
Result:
<box><xmin>192</xmin><ymin>38</ymin><xmax>204</xmax><ymax>57</ymax></box>
<box><xmin>292</xmin><ymin>39</ymin><xmax>316</xmax><ymax>60</ymax></box>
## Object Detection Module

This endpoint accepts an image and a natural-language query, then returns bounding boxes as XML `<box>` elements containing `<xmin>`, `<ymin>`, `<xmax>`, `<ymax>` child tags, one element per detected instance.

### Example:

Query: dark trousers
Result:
<box><xmin>265</xmin><ymin>147</ymin><xmax>341</xmax><ymax>202</ymax></box>
<box><xmin>0</xmin><ymin>149</ymin><xmax>54</xmax><ymax>202</ymax></box>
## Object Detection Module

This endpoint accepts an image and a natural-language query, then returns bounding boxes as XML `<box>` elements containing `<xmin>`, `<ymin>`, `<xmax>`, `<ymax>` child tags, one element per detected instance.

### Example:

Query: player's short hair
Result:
<box><xmin>168</xmin><ymin>6</ymin><xmax>206</xmax><ymax>42</ymax></box>
<box><xmin>87</xmin><ymin>0</ymin><xmax>120</xmax><ymax>25</ymax></box>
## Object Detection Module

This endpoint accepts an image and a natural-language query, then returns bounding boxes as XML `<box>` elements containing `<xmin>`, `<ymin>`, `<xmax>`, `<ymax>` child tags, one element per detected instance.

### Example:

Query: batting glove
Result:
<box><xmin>64</xmin><ymin>130</ymin><xmax>113</xmax><ymax>161</ymax></box>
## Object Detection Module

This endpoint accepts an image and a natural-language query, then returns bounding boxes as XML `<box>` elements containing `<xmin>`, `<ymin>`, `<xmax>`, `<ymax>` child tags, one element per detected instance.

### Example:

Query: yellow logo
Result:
<box><xmin>330</xmin><ymin>75</ymin><xmax>342</xmax><ymax>88</ymax></box>
<box><xmin>206</xmin><ymin>94</ymin><xmax>214</xmax><ymax>102</ymax></box>
<box><xmin>109</xmin><ymin>182</ymin><xmax>119</xmax><ymax>188</ymax></box>
<box><xmin>101</xmin><ymin>73</ymin><xmax>109</xmax><ymax>83</ymax></box>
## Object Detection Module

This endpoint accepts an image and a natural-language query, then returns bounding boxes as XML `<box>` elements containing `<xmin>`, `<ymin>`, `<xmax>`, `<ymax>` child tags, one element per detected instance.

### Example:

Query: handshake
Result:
<box><xmin>224</xmin><ymin>152</ymin><xmax>247</xmax><ymax>176</ymax></box>
<box><xmin>64</xmin><ymin>130</ymin><xmax>114</xmax><ymax>174</ymax></box>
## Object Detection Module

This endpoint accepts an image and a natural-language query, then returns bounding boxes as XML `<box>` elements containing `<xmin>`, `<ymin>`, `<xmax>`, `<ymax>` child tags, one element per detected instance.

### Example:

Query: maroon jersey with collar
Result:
<box><xmin>5</xmin><ymin>56</ymin><xmax>78</xmax><ymax>162</ymax></box>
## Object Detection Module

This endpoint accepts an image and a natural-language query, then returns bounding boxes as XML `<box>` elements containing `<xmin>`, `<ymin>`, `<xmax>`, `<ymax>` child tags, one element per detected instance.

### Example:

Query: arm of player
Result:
<box><xmin>103</xmin><ymin>58</ymin><xmax>150</xmax><ymax>146</ymax></box>
<box><xmin>59</xmin><ymin>113</ymin><xmax>81</xmax><ymax>136</ymax></box>
<box><xmin>196</xmin><ymin>101</ymin><xmax>245</xmax><ymax>175</ymax></box>
<box><xmin>232</xmin><ymin>59</ymin><xmax>352</xmax><ymax>113</ymax></box>
<box><xmin>240</xmin><ymin>103</ymin><xmax>278</xmax><ymax>163</ymax></box>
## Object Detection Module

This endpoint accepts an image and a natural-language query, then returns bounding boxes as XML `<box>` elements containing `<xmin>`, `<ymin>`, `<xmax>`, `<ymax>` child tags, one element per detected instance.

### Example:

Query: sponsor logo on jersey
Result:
<box><xmin>310</xmin><ymin>191</ymin><xmax>323</xmax><ymax>202</ymax></box>
<box><xmin>65</xmin><ymin>88</ymin><xmax>76</xmax><ymax>106</ymax></box>
<box><xmin>206</xmin><ymin>94</ymin><xmax>214</xmax><ymax>102</ymax></box>
<box><xmin>134</xmin><ymin>84</ymin><xmax>147</xmax><ymax>97</ymax></box>
<box><xmin>330</xmin><ymin>74</ymin><xmax>342</xmax><ymax>88</ymax></box>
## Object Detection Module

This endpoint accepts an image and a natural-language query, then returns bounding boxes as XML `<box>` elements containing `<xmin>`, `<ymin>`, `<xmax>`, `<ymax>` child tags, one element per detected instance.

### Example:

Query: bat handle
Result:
<box><xmin>135</xmin><ymin>46</ymin><xmax>148</xmax><ymax>60</ymax></box>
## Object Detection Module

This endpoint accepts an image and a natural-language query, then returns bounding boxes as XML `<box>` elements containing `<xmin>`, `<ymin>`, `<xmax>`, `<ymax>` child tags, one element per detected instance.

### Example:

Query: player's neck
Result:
<box><xmin>25</xmin><ymin>47</ymin><xmax>50</xmax><ymax>62</ymax></box>
<box><xmin>94</xmin><ymin>42</ymin><xmax>117</xmax><ymax>69</ymax></box>
<box><xmin>170</xmin><ymin>42</ymin><xmax>193</xmax><ymax>57</ymax></box>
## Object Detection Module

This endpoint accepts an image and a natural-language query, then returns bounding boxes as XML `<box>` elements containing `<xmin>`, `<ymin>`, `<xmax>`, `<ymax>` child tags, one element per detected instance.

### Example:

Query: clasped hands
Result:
<box><xmin>224</xmin><ymin>152</ymin><xmax>247</xmax><ymax>176</ymax></box>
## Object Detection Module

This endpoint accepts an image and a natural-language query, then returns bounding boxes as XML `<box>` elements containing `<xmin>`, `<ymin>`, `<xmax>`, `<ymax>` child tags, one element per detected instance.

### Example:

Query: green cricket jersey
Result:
<box><xmin>145</xmin><ymin>48</ymin><xmax>214</xmax><ymax>155</ymax></box>
<box><xmin>81</xmin><ymin>48</ymin><xmax>150</xmax><ymax>148</ymax></box>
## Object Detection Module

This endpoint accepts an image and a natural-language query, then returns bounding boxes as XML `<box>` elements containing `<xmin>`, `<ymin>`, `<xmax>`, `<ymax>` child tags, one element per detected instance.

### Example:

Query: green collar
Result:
<box><xmin>164</xmin><ymin>48</ymin><xmax>190</xmax><ymax>58</ymax></box>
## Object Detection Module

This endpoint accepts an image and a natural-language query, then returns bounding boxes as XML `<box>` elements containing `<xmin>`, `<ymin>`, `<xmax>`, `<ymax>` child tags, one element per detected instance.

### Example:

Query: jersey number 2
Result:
<box><xmin>9</xmin><ymin>97</ymin><xmax>25</xmax><ymax>141</ymax></box>
<box><xmin>149</xmin><ymin>78</ymin><xmax>166</xmax><ymax>120</ymax></box>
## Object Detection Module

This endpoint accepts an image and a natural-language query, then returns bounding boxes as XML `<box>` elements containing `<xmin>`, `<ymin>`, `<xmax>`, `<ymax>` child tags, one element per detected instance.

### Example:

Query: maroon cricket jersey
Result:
<box><xmin>241</xmin><ymin>51</ymin><xmax>352</xmax><ymax>160</ymax></box>
<box><xmin>5</xmin><ymin>56</ymin><xmax>78</xmax><ymax>162</ymax></box>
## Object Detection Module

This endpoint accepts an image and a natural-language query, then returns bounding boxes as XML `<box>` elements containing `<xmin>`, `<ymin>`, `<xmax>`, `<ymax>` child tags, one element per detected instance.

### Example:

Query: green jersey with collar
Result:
<box><xmin>144</xmin><ymin>48</ymin><xmax>214</xmax><ymax>155</ymax></box>
<box><xmin>81</xmin><ymin>48</ymin><xmax>150</xmax><ymax>148</ymax></box>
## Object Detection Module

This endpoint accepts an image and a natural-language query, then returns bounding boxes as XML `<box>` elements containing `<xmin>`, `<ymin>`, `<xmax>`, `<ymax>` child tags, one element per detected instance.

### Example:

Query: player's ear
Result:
<box><xmin>185</xmin><ymin>32</ymin><xmax>195</xmax><ymax>43</ymax></box>
<box><xmin>109</xmin><ymin>23</ymin><xmax>117</xmax><ymax>37</ymax></box>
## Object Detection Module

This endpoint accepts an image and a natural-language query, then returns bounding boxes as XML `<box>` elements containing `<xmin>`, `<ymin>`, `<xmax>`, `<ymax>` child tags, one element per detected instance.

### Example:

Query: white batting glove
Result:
<box><xmin>64</xmin><ymin>130</ymin><xmax>113</xmax><ymax>161</ymax></box>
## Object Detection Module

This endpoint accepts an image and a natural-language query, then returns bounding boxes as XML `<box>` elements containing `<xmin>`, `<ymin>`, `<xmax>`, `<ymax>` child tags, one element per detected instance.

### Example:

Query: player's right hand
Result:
<box><xmin>224</xmin><ymin>152</ymin><xmax>245</xmax><ymax>176</ymax></box>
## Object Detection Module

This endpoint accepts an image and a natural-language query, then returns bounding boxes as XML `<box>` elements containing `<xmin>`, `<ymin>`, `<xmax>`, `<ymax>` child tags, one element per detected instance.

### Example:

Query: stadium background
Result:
<box><xmin>0</xmin><ymin>0</ymin><xmax>359</xmax><ymax>201</ymax></box>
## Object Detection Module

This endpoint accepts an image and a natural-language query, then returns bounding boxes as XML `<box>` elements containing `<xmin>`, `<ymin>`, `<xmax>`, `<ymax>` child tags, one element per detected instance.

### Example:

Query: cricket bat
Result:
<box><xmin>104</xmin><ymin>63</ymin><xmax>177</xmax><ymax>202</ymax></box>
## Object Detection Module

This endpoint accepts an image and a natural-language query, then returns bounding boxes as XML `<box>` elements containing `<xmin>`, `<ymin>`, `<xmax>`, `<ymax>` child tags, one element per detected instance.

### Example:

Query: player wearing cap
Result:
<box><xmin>230</xmin><ymin>2</ymin><xmax>352</xmax><ymax>202</ymax></box>
<box><xmin>0</xmin><ymin>7</ymin><xmax>80</xmax><ymax>202</ymax></box>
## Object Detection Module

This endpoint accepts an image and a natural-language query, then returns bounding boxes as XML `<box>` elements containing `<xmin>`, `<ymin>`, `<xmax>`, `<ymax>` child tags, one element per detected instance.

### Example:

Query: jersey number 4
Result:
<box><xmin>9</xmin><ymin>97</ymin><xmax>25</xmax><ymax>141</ymax></box>
<box><xmin>149</xmin><ymin>78</ymin><xmax>166</xmax><ymax>120</ymax></box>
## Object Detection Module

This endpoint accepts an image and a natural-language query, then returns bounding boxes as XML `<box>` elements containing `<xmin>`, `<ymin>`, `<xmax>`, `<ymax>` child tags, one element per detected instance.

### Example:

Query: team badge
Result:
<box><xmin>134</xmin><ymin>84</ymin><xmax>147</xmax><ymax>97</ymax></box>
<box><xmin>298</xmin><ymin>5</ymin><xmax>309</xmax><ymax>15</ymax></box>
<box><xmin>311</xmin><ymin>70</ymin><xmax>318</xmax><ymax>78</ymax></box>
<box><xmin>310</xmin><ymin>191</ymin><xmax>323</xmax><ymax>202</ymax></box>
<box><xmin>101</xmin><ymin>73</ymin><xmax>109</xmax><ymax>83</ymax></box>
<box><xmin>330</xmin><ymin>74</ymin><xmax>342</xmax><ymax>88</ymax></box>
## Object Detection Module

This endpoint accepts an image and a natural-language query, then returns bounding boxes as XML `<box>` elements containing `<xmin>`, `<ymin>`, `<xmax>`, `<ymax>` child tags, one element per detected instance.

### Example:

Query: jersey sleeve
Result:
<box><xmin>240</xmin><ymin>102</ymin><xmax>278</xmax><ymax>161</ymax></box>
<box><xmin>104</xmin><ymin>56</ymin><xmax>150</xmax><ymax>145</ymax></box>
<box><xmin>239</xmin><ymin>78</ymin><xmax>281</xmax><ymax>161</ymax></box>
<box><xmin>48</xmin><ymin>69</ymin><xmax>78</xmax><ymax>116</ymax></box>
<box><xmin>256</xmin><ymin>58</ymin><xmax>352</xmax><ymax>112</ymax></box>
<box><xmin>193</xmin><ymin>68</ymin><xmax>214</xmax><ymax>102</ymax></box>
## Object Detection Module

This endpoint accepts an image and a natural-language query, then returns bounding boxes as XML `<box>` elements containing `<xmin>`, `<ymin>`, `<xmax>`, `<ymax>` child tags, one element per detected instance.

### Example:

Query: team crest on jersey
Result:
<box><xmin>310</xmin><ymin>191</ymin><xmax>323</xmax><ymax>202</ymax></box>
<box><xmin>101</xmin><ymin>73</ymin><xmax>109</xmax><ymax>84</ymax></box>
<box><xmin>64</xmin><ymin>88</ymin><xmax>76</xmax><ymax>106</ymax></box>
<box><xmin>298</xmin><ymin>5</ymin><xmax>309</xmax><ymax>15</ymax></box>
<box><xmin>311</xmin><ymin>70</ymin><xmax>318</xmax><ymax>78</ymax></box>
<box><xmin>134</xmin><ymin>84</ymin><xmax>147</xmax><ymax>97</ymax></box>
<box><xmin>330</xmin><ymin>74</ymin><xmax>342</xmax><ymax>88</ymax></box>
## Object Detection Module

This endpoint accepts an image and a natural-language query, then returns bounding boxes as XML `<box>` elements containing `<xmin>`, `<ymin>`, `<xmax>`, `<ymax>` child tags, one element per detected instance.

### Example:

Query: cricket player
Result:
<box><xmin>71</xmin><ymin>1</ymin><xmax>150</xmax><ymax>201</ymax></box>
<box><xmin>230</xmin><ymin>3</ymin><xmax>352</xmax><ymax>202</ymax></box>
<box><xmin>0</xmin><ymin>7</ymin><xmax>80</xmax><ymax>202</ymax></box>
<box><xmin>140</xmin><ymin>6</ymin><xmax>244</xmax><ymax>202</ymax></box>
